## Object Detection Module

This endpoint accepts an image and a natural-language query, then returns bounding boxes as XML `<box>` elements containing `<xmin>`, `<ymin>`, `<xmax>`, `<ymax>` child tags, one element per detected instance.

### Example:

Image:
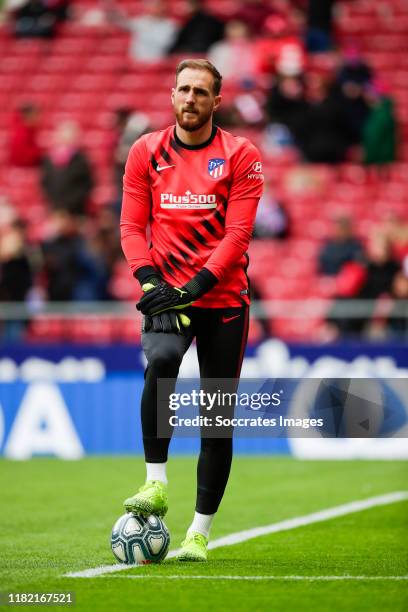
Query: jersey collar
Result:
<box><xmin>173</xmin><ymin>125</ymin><xmax>218</xmax><ymax>150</ymax></box>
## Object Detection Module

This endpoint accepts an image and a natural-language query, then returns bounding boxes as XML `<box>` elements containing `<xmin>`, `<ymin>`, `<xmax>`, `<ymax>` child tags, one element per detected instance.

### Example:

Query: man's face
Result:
<box><xmin>172</xmin><ymin>68</ymin><xmax>221</xmax><ymax>132</ymax></box>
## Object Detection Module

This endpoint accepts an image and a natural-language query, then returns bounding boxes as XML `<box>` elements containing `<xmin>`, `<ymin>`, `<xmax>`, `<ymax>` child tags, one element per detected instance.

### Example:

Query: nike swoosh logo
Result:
<box><xmin>222</xmin><ymin>315</ymin><xmax>240</xmax><ymax>324</ymax></box>
<box><xmin>156</xmin><ymin>164</ymin><xmax>176</xmax><ymax>172</ymax></box>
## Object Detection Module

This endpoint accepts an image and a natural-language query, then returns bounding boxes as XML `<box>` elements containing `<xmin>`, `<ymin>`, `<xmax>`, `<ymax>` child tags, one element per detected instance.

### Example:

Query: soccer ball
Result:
<box><xmin>111</xmin><ymin>512</ymin><xmax>170</xmax><ymax>564</ymax></box>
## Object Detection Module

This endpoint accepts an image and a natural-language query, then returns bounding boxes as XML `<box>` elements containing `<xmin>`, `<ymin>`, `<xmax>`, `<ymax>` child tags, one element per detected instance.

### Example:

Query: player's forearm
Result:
<box><xmin>120</xmin><ymin>213</ymin><xmax>161</xmax><ymax>286</ymax></box>
<box><xmin>204</xmin><ymin>226</ymin><xmax>253</xmax><ymax>280</ymax></box>
<box><xmin>120</xmin><ymin>212</ymin><xmax>154</xmax><ymax>276</ymax></box>
<box><xmin>120</xmin><ymin>180</ymin><xmax>154</xmax><ymax>277</ymax></box>
<box><xmin>120</xmin><ymin>233</ymin><xmax>155</xmax><ymax>276</ymax></box>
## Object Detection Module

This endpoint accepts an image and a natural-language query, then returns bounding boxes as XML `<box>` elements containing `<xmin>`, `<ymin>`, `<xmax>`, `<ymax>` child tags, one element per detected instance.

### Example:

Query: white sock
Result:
<box><xmin>187</xmin><ymin>511</ymin><xmax>215</xmax><ymax>539</ymax></box>
<box><xmin>145</xmin><ymin>462</ymin><xmax>168</xmax><ymax>484</ymax></box>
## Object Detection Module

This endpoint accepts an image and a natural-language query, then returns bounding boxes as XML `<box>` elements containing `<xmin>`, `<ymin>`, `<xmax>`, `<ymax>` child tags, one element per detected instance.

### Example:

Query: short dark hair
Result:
<box><xmin>175</xmin><ymin>59</ymin><xmax>223</xmax><ymax>95</ymax></box>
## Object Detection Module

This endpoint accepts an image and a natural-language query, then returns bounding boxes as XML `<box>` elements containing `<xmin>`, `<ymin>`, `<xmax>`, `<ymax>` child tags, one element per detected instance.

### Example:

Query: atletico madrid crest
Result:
<box><xmin>208</xmin><ymin>158</ymin><xmax>225</xmax><ymax>179</ymax></box>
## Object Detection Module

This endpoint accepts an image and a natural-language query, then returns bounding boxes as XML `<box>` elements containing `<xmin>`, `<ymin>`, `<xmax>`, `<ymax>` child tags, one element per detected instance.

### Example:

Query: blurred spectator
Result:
<box><xmin>333</xmin><ymin>260</ymin><xmax>367</xmax><ymax>300</ymax></box>
<box><xmin>318</xmin><ymin>215</ymin><xmax>363</xmax><ymax>276</ymax></box>
<box><xmin>48</xmin><ymin>0</ymin><xmax>69</xmax><ymax>21</ymax></box>
<box><xmin>363</xmin><ymin>80</ymin><xmax>397</xmax><ymax>167</ymax></box>
<box><xmin>93</xmin><ymin>207</ymin><xmax>121</xmax><ymax>275</ymax></box>
<box><xmin>306</xmin><ymin>0</ymin><xmax>336</xmax><ymax>52</ymax></box>
<box><xmin>265</xmin><ymin>75</ymin><xmax>307</xmax><ymax>147</ymax></box>
<box><xmin>0</xmin><ymin>218</ymin><xmax>32</xmax><ymax>302</ymax></box>
<box><xmin>41</xmin><ymin>120</ymin><xmax>93</xmax><ymax>217</ymax></box>
<box><xmin>208</xmin><ymin>20</ymin><xmax>256</xmax><ymax>82</ymax></box>
<box><xmin>168</xmin><ymin>0</ymin><xmax>224</xmax><ymax>54</ymax></box>
<box><xmin>215</xmin><ymin>83</ymin><xmax>265</xmax><ymax>129</ymax></box>
<box><xmin>334</xmin><ymin>45</ymin><xmax>372</xmax><ymax>144</ymax></box>
<box><xmin>253</xmin><ymin>190</ymin><xmax>290</xmax><ymax>239</ymax></box>
<box><xmin>0</xmin><ymin>216</ymin><xmax>33</xmax><ymax>340</ymax></box>
<box><xmin>9</xmin><ymin>103</ymin><xmax>42</xmax><ymax>167</ymax></box>
<box><xmin>233</xmin><ymin>86</ymin><xmax>265</xmax><ymax>125</ymax></box>
<box><xmin>14</xmin><ymin>0</ymin><xmax>56</xmax><ymax>37</ymax></box>
<box><xmin>296</xmin><ymin>71</ymin><xmax>352</xmax><ymax>163</ymax></box>
<box><xmin>375</xmin><ymin>212</ymin><xmax>408</xmax><ymax>263</ymax></box>
<box><xmin>107</xmin><ymin>107</ymin><xmax>132</xmax><ymax>159</ymax></box>
<box><xmin>255</xmin><ymin>13</ymin><xmax>305</xmax><ymax>78</ymax></box>
<box><xmin>337</xmin><ymin>45</ymin><xmax>372</xmax><ymax>89</ymax></box>
<box><xmin>104</xmin><ymin>0</ymin><xmax>178</xmax><ymax>62</ymax></box>
<box><xmin>92</xmin><ymin>207</ymin><xmax>123</xmax><ymax>300</ymax></box>
<box><xmin>107</xmin><ymin>107</ymin><xmax>132</xmax><ymax>206</ymax></box>
<box><xmin>0</xmin><ymin>197</ymin><xmax>17</xmax><ymax>230</ymax></box>
<box><xmin>114</xmin><ymin>111</ymin><xmax>151</xmax><ymax>163</ymax></box>
<box><xmin>262</xmin><ymin>122</ymin><xmax>294</xmax><ymax>154</ymax></box>
<box><xmin>41</xmin><ymin>212</ymin><xmax>111</xmax><ymax>301</ymax></box>
<box><xmin>324</xmin><ymin>261</ymin><xmax>367</xmax><ymax>338</ymax></box>
<box><xmin>387</xmin><ymin>271</ymin><xmax>408</xmax><ymax>337</ymax></box>
<box><xmin>13</xmin><ymin>0</ymin><xmax>68</xmax><ymax>38</ymax></box>
<box><xmin>249</xmin><ymin>281</ymin><xmax>271</xmax><ymax>341</ymax></box>
<box><xmin>232</xmin><ymin>0</ymin><xmax>272</xmax><ymax>35</ymax></box>
<box><xmin>112</xmin><ymin>111</ymin><xmax>151</xmax><ymax>212</ymax></box>
<box><xmin>353</xmin><ymin>235</ymin><xmax>400</xmax><ymax>336</ymax></box>
<box><xmin>358</xmin><ymin>235</ymin><xmax>400</xmax><ymax>302</ymax></box>
<box><xmin>327</xmin><ymin>235</ymin><xmax>400</xmax><ymax>337</ymax></box>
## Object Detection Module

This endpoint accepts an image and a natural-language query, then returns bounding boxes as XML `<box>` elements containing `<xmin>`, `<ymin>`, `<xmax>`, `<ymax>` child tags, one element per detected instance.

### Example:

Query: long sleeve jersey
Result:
<box><xmin>120</xmin><ymin>124</ymin><xmax>264</xmax><ymax>307</ymax></box>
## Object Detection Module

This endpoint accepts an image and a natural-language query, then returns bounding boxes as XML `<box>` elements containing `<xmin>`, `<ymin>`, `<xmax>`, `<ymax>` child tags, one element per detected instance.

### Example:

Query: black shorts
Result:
<box><xmin>141</xmin><ymin>305</ymin><xmax>250</xmax><ymax>380</ymax></box>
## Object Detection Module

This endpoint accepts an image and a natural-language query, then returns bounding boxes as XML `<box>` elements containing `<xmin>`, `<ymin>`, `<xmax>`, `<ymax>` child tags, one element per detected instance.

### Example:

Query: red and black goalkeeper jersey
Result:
<box><xmin>121</xmin><ymin>124</ymin><xmax>264</xmax><ymax>308</ymax></box>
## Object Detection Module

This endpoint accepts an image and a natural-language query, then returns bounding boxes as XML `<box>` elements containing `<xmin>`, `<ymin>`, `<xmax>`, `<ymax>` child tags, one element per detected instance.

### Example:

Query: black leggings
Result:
<box><xmin>140</xmin><ymin>305</ymin><xmax>249</xmax><ymax>514</ymax></box>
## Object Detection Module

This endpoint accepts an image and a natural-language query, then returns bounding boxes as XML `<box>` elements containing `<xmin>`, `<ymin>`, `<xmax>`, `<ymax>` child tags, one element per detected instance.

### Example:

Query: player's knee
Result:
<box><xmin>147</xmin><ymin>346</ymin><xmax>183</xmax><ymax>374</ymax></box>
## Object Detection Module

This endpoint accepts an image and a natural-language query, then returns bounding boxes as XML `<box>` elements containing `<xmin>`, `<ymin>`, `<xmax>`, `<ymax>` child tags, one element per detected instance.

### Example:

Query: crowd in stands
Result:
<box><xmin>0</xmin><ymin>199</ymin><xmax>120</xmax><ymax>303</ymax></box>
<box><xmin>317</xmin><ymin>214</ymin><xmax>408</xmax><ymax>339</ymax></box>
<box><xmin>12</xmin><ymin>0</ymin><xmax>70</xmax><ymax>38</ymax></box>
<box><xmin>0</xmin><ymin>0</ymin><xmax>407</xmax><ymax>341</ymax></box>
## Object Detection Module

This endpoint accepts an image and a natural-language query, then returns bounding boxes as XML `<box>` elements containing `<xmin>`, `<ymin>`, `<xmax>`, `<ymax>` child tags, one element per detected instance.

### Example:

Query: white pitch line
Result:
<box><xmin>64</xmin><ymin>490</ymin><xmax>408</xmax><ymax>578</ymax></box>
<box><xmin>104</xmin><ymin>575</ymin><xmax>408</xmax><ymax>582</ymax></box>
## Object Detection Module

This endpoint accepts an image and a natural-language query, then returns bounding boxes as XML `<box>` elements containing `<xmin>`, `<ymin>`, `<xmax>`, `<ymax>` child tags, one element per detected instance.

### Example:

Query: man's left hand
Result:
<box><xmin>136</xmin><ymin>281</ymin><xmax>194</xmax><ymax>315</ymax></box>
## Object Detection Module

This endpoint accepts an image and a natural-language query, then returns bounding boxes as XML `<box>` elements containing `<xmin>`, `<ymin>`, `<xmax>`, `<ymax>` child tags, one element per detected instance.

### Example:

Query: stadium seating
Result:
<box><xmin>0</xmin><ymin>0</ymin><xmax>407</xmax><ymax>341</ymax></box>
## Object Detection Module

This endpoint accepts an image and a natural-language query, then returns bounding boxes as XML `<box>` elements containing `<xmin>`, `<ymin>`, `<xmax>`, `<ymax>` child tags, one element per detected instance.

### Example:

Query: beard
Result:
<box><xmin>175</xmin><ymin>106</ymin><xmax>213</xmax><ymax>132</ymax></box>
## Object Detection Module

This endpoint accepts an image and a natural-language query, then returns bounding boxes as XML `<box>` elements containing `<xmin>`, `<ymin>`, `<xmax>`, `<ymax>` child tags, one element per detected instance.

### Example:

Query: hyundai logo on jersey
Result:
<box><xmin>208</xmin><ymin>158</ymin><xmax>225</xmax><ymax>178</ymax></box>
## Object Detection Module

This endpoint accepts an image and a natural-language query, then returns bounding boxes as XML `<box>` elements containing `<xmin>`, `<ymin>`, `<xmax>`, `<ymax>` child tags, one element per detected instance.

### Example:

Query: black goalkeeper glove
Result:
<box><xmin>135</xmin><ymin>270</ymin><xmax>191</xmax><ymax>332</ymax></box>
<box><xmin>142</xmin><ymin>310</ymin><xmax>191</xmax><ymax>334</ymax></box>
<box><xmin>136</xmin><ymin>269</ymin><xmax>218</xmax><ymax>316</ymax></box>
<box><xmin>137</xmin><ymin>282</ymin><xmax>194</xmax><ymax>315</ymax></box>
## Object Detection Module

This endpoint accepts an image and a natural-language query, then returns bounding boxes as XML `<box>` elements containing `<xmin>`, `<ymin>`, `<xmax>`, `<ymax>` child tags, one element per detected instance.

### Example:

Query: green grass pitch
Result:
<box><xmin>0</xmin><ymin>457</ymin><xmax>407</xmax><ymax>611</ymax></box>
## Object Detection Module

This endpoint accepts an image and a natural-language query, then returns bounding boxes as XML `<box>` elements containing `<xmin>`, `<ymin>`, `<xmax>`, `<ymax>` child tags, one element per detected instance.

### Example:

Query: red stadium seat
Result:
<box><xmin>41</xmin><ymin>55</ymin><xmax>83</xmax><ymax>73</ymax></box>
<box><xmin>116</xmin><ymin>318</ymin><xmax>142</xmax><ymax>343</ymax></box>
<box><xmin>68</xmin><ymin>317</ymin><xmax>115</xmax><ymax>343</ymax></box>
<box><xmin>27</xmin><ymin>318</ymin><xmax>65</xmax><ymax>342</ymax></box>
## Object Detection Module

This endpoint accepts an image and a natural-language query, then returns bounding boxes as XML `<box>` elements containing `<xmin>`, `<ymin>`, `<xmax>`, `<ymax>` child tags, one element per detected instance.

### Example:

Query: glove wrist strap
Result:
<box><xmin>183</xmin><ymin>268</ymin><xmax>218</xmax><ymax>299</ymax></box>
<box><xmin>134</xmin><ymin>265</ymin><xmax>160</xmax><ymax>288</ymax></box>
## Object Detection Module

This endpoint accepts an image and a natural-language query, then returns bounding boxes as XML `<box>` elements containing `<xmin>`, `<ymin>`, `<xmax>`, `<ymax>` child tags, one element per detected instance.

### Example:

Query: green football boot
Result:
<box><xmin>177</xmin><ymin>531</ymin><xmax>208</xmax><ymax>562</ymax></box>
<box><xmin>123</xmin><ymin>480</ymin><xmax>168</xmax><ymax>517</ymax></box>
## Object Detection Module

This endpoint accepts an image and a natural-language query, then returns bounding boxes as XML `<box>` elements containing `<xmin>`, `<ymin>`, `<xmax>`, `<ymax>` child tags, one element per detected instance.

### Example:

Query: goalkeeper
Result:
<box><xmin>120</xmin><ymin>59</ymin><xmax>264</xmax><ymax>561</ymax></box>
